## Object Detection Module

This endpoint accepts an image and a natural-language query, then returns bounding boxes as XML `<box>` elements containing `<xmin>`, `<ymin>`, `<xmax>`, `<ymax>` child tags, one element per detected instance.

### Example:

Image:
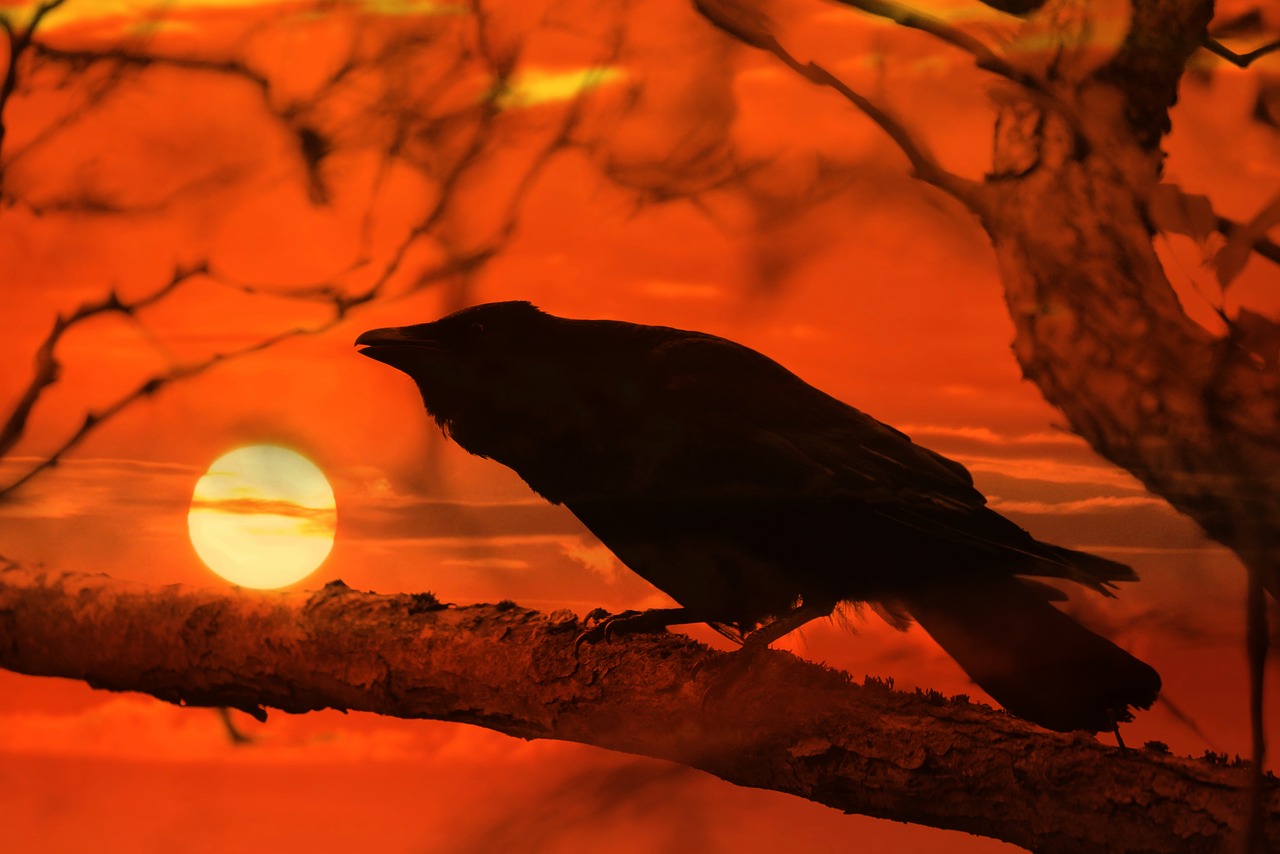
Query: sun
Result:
<box><xmin>188</xmin><ymin>445</ymin><xmax>337</xmax><ymax>589</ymax></box>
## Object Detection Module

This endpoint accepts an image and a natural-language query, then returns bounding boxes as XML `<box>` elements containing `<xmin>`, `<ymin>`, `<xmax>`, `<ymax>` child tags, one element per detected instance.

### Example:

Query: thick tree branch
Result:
<box><xmin>0</xmin><ymin>565</ymin><xmax>1275</xmax><ymax>854</ymax></box>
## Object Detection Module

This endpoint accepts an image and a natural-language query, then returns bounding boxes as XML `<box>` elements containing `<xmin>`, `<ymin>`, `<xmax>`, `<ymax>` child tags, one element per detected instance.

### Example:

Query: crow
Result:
<box><xmin>357</xmin><ymin>301</ymin><xmax>1160</xmax><ymax>733</ymax></box>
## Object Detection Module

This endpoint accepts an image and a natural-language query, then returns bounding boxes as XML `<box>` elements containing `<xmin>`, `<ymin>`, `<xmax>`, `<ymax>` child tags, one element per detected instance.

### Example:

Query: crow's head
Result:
<box><xmin>356</xmin><ymin>301</ymin><xmax>551</xmax><ymax>434</ymax></box>
<box><xmin>356</xmin><ymin>301</ymin><xmax>675</xmax><ymax>472</ymax></box>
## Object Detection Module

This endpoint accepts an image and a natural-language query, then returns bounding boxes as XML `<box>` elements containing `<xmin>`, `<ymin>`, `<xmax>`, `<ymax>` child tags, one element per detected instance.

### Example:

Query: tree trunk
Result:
<box><xmin>981</xmin><ymin>0</ymin><xmax>1280</xmax><ymax>586</ymax></box>
<box><xmin>1</xmin><ymin>565</ymin><xmax>1275</xmax><ymax>853</ymax></box>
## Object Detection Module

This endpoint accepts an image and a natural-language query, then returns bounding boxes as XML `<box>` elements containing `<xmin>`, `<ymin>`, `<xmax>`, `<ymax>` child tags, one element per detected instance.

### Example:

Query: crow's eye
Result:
<box><xmin>469</xmin><ymin>322</ymin><xmax>485</xmax><ymax>336</ymax></box>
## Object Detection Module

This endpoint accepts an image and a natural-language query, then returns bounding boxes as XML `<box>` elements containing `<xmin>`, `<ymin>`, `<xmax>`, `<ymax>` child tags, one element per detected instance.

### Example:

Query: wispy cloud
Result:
<box><xmin>361</xmin><ymin>534</ymin><xmax>574</xmax><ymax>549</ymax></box>
<box><xmin>560</xmin><ymin>537</ymin><xmax>622</xmax><ymax>583</ymax></box>
<box><xmin>951</xmin><ymin>453</ymin><xmax>1147</xmax><ymax>490</ymax></box>
<box><xmin>1</xmin><ymin>457</ymin><xmax>201</xmax><ymax>474</ymax></box>
<box><xmin>640</xmin><ymin>280</ymin><xmax>725</xmax><ymax>301</ymax></box>
<box><xmin>0</xmin><ymin>458</ymin><xmax>193</xmax><ymax>519</ymax></box>
<box><xmin>1073</xmin><ymin>544</ymin><xmax>1229</xmax><ymax>556</ymax></box>
<box><xmin>988</xmin><ymin>495</ymin><xmax>1169</xmax><ymax>515</ymax></box>
<box><xmin>898</xmin><ymin>424</ymin><xmax>1083</xmax><ymax>446</ymax></box>
<box><xmin>440</xmin><ymin>558</ymin><xmax>531</xmax><ymax>570</ymax></box>
<box><xmin>190</xmin><ymin>496</ymin><xmax>337</xmax><ymax>521</ymax></box>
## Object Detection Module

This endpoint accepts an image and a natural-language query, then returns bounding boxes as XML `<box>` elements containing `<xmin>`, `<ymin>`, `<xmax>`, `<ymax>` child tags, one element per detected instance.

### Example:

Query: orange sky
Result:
<box><xmin>1</xmin><ymin>0</ymin><xmax>1279</xmax><ymax>850</ymax></box>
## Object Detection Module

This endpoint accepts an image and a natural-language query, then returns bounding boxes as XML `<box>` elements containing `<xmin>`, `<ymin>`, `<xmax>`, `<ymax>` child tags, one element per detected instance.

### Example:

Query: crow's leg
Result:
<box><xmin>741</xmin><ymin>599</ymin><xmax>838</xmax><ymax>652</ymax></box>
<box><xmin>699</xmin><ymin>599</ymin><xmax>837</xmax><ymax>710</ymax></box>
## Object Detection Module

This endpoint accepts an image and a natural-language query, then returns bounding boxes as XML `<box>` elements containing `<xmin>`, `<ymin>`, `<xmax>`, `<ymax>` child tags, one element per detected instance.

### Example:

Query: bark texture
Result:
<box><xmin>1</xmin><ymin>566</ymin><xmax>1275</xmax><ymax>854</ymax></box>
<box><xmin>980</xmin><ymin>0</ymin><xmax>1280</xmax><ymax>587</ymax></box>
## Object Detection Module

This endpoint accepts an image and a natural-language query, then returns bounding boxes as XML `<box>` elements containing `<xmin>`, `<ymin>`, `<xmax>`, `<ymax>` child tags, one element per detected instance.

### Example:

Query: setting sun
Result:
<box><xmin>187</xmin><ymin>445</ymin><xmax>337</xmax><ymax>589</ymax></box>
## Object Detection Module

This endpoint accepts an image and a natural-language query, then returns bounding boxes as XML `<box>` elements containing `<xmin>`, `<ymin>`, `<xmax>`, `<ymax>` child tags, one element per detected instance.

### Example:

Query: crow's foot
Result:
<box><xmin>574</xmin><ymin>609</ymin><xmax>643</xmax><ymax>654</ymax></box>
<box><xmin>573</xmin><ymin>607</ymin><xmax>698</xmax><ymax>659</ymax></box>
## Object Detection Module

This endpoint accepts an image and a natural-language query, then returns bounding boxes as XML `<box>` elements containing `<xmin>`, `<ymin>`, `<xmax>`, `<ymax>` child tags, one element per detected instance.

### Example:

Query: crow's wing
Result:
<box><xmin>636</xmin><ymin>334</ymin><xmax>1132</xmax><ymax>592</ymax></box>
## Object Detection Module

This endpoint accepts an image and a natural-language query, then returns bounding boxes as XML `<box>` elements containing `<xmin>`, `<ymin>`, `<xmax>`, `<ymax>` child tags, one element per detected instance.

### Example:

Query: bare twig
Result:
<box><xmin>0</xmin><ymin>0</ymin><xmax>69</xmax><ymax>168</ymax></box>
<box><xmin>0</xmin><ymin>322</ymin><xmax>315</xmax><ymax>499</ymax></box>
<box><xmin>833</xmin><ymin>0</ymin><xmax>1031</xmax><ymax>86</ymax></box>
<box><xmin>693</xmin><ymin>0</ymin><xmax>984</xmax><ymax>210</ymax></box>
<box><xmin>1217</xmin><ymin>215</ymin><xmax>1280</xmax><ymax>268</ymax></box>
<box><xmin>0</xmin><ymin>247</ymin><xmax>498</xmax><ymax>500</ymax></box>
<box><xmin>1203</xmin><ymin>37</ymin><xmax>1280</xmax><ymax>69</ymax></box>
<box><xmin>0</xmin><ymin>263</ymin><xmax>208</xmax><ymax>464</ymax></box>
<box><xmin>27</xmin><ymin>42</ymin><xmax>271</xmax><ymax>94</ymax></box>
<box><xmin>0</xmin><ymin>0</ymin><xmax>621</xmax><ymax>499</ymax></box>
<box><xmin>826</xmin><ymin>0</ymin><xmax>1092</xmax><ymax>148</ymax></box>
<box><xmin>4</xmin><ymin>41</ymin><xmax>273</xmax><ymax>179</ymax></box>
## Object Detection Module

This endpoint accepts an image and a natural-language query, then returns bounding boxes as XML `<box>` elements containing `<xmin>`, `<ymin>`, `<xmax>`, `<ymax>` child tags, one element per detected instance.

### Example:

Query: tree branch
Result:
<box><xmin>1217</xmin><ymin>214</ymin><xmax>1280</xmax><ymax>271</ymax></box>
<box><xmin>0</xmin><ymin>1</ymin><xmax>606</xmax><ymax>499</ymax></box>
<box><xmin>974</xmin><ymin>0</ymin><xmax>1046</xmax><ymax>14</ymax></box>
<box><xmin>0</xmin><ymin>263</ymin><xmax>207</xmax><ymax>464</ymax></box>
<box><xmin>830</xmin><ymin>0</ymin><xmax>1030</xmax><ymax>87</ymax></box>
<box><xmin>0</xmin><ymin>243</ymin><xmax>505</xmax><ymax>501</ymax></box>
<box><xmin>0</xmin><ymin>0</ymin><xmax>69</xmax><ymax>168</ymax></box>
<box><xmin>1202</xmin><ymin>37</ymin><xmax>1280</xmax><ymax>69</ymax></box>
<box><xmin>692</xmin><ymin>1</ymin><xmax>984</xmax><ymax>210</ymax></box>
<box><xmin>826</xmin><ymin>0</ymin><xmax>1096</xmax><ymax>152</ymax></box>
<box><xmin>0</xmin><ymin>565</ymin><xmax>1274</xmax><ymax>853</ymax></box>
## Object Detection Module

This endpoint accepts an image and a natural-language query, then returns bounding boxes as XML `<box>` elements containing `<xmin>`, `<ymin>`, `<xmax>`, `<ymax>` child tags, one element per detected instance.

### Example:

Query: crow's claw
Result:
<box><xmin>573</xmin><ymin>609</ymin><xmax>645</xmax><ymax>658</ymax></box>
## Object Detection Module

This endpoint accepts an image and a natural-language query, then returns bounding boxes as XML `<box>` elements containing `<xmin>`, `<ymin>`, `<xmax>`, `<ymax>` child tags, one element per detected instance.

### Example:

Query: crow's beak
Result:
<box><xmin>356</xmin><ymin>326</ymin><xmax>443</xmax><ymax>366</ymax></box>
<box><xmin>356</xmin><ymin>326</ymin><xmax>415</xmax><ymax>348</ymax></box>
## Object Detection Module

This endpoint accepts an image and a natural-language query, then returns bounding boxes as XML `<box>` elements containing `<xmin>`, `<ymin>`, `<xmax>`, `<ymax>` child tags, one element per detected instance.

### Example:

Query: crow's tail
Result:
<box><xmin>902</xmin><ymin>577</ymin><xmax>1160</xmax><ymax>733</ymax></box>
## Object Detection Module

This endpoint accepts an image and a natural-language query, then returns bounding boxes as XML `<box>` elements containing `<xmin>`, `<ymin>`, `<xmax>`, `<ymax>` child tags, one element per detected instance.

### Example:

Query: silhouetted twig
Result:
<box><xmin>693</xmin><ymin>1</ymin><xmax>984</xmax><ymax>209</ymax></box>
<box><xmin>1204</xmin><ymin>37</ymin><xmax>1280</xmax><ymax>69</ymax></box>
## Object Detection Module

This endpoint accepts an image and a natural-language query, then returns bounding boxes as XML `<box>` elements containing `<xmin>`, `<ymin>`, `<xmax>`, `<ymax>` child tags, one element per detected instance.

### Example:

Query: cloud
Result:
<box><xmin>190</xmin><ymin>496</ymin><xmax>337</xmax><ymax>521</ymax></box>
<box><xmin>898</xmin><ymin>424</ymin><xmax>1083</xmax><ymax>446</ymax></box>
<box><xmin>639</xmin><ymin>280</ymin><xmax>725</xmax><ymax>301</ymax></box>
<box><xmin>340</xmin><ymin>495</ymin><xmax>584</xmax><ymax>544</ymax></box>
<box><xmin>357</xmin><ymin>534</ymin><xmax>574</xmax><ymax>549</ymax></box>
<box><xmin>2</xmin><ymin>457</ymin><xmax>201</xmax><ymax>475</ymax></box>
<box><xmin>0</xmin><ymin>457</ymin><xmax>193</xmax><ymax>519</ymax></box>
<box><xmin>560</xmin><ymin>537</ymin><xmax>623</xmax><ymax>583</ymax></box>
<box><xmin>1072</xmin><ymin>544</ymin><xmax>1230</xmax><ymax>556</ymax></box>
<box><xmin>987</xmin><ymin>495</ymin><xmax>1169</xmax><ymax>515</ymax></box>
<box><xmin>950</xmin><ymin>452</ymin><xmax>1148</xmax><ymax>490</ymax></box>
<box><xmin>440</xmin><ymin>557</ymin><xmax>531</xmax><ymax>570</ymax></box>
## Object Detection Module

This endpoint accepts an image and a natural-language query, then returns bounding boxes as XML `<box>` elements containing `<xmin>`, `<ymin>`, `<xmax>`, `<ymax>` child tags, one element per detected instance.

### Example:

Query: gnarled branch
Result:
<box><xmin>0</xmin><ymin>565</ymin><xmax>1274</xmax><ymax>854</ymax></box>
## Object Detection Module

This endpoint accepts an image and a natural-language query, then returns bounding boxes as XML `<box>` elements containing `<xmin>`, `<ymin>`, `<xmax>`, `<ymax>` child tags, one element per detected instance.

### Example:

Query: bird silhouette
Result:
<box><xmin>357</xmin><ymin>301</ymin><xmax>1160</xmax><ymax>733</ymax></box>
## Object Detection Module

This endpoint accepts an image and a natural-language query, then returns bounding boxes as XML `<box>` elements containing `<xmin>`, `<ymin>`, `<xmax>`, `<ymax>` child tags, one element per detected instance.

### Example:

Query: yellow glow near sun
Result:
<box><xmin>494</xmin><ymin>67</ymin><xmax>625</xmax><ymax>110</ymax></box>
<box><xmin>25</xmin><ymin>0</ymin><xmax>468</xmax><ymax>34</ymax></box>
<box><xmin>188</xmin><ymin>445</ymin><xmax>336</xmax><ymax>589</ymax></box>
